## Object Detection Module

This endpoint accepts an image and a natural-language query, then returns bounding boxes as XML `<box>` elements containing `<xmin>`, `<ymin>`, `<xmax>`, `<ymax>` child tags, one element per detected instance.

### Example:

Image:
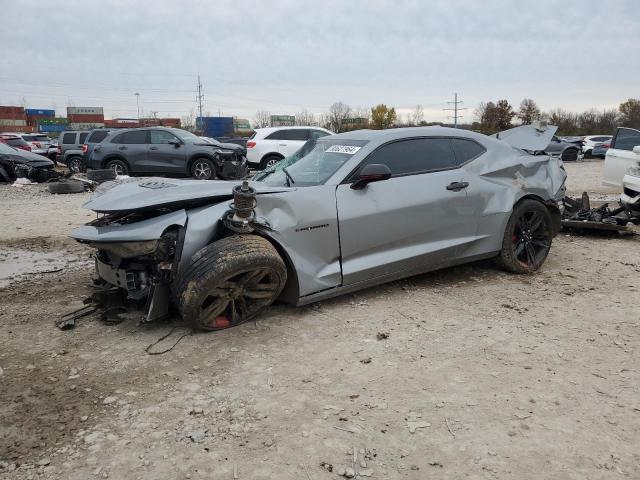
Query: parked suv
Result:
<box><xmin>88</xmin><ymin>127</ymin><xmax>248</xmax><ymax>180</ymax></box>
<box><xmin>17</xmin><ymin>133</ymin><xmax>52</xmax><ymax>156</ymax></box>
<box><xmin>82</xmin><ymin>128</ymin><xmax>111</xmax><ymax>165</ymax></box>
<box><xmin>246</xmin><ymin>126</ymin><xmax>333</xmax><ymax>169</ymax></box>
<box><xmin>543</xmin><ymin>135</ymin><xmax>582</xmax><ymax>161</ymax></box>
<box><xmin>582</xmin><ymin>135</ymin><xmax>613</xmax><ymax>157</ymax></box>
<box><xmin>602</xmin><ymin>127</ymin><xmax>640</xmax><ymax>187</ymax></box>
<box><xmin>58</xmin><ymin>130</ymin><xmax>90</xmax><ymax>172</ymax></box>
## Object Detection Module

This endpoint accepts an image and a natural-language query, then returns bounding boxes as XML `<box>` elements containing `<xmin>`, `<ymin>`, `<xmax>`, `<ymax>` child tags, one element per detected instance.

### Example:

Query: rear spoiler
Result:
<box><xmin>491</xmin><ymin>122</ymin><xmax>558</xmax><ymax>152</ymax></box>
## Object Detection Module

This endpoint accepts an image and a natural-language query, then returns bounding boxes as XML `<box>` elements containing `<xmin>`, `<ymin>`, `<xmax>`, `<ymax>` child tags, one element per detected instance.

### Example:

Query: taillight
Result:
<box><xmin>82</xmin><ymin>144</ymin><xmax>88</xmax><ymax>153</ymax></box>
<box><xmin>246</xmin><ymin>141</ymin><xmax>256</xmax><ymax>148</ymax></box>
<box><xmin>20</xmin><ymin>145</ymin><xmax>31</xmax><ymax>151</ymax></box>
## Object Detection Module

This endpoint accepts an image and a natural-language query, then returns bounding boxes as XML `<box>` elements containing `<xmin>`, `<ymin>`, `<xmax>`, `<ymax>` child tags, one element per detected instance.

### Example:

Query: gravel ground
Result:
<box><xmin>0</xmin><ymin>161</ymin><xmax>638</xmax><ymax>479</ymax></box>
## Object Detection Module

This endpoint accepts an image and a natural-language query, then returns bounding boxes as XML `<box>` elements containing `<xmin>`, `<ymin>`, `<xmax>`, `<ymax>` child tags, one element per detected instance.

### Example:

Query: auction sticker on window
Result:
<box><xmin>326</xmin><ymin>145</ymin><xmax>361</xmax><ymax>154</ymax></box>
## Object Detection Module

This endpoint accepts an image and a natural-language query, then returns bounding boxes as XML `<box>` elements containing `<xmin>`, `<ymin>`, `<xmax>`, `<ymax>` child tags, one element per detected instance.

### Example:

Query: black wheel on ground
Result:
<box><xmin>260</xmin><ymin>155</ymin><xmax>282</xmax><ymax>170</ymax></box>
<box><xmin>67</xmin><ymin>156</ymin><xmax>83</xmax><ymax>173</ymax></box>
<box><xmin>176</xmin><ymin>235</ymin><xmax>287</xmax><ymax>331</ymax></box>
<box><xmin>584</xmin><ymin>149</ymin><xmax>592</xmax><ymax>158</ymax></box>
<box><xmin>561</xmin><ymin>148</ymin><xmax>579</xmax><ymax>162</ymax></box>
<box><xmin>105</xmin><ymin>159</ymin><xmax>129</xmax><ymax>176</ymax></box>
<box><xmin>495</xmin><ymin>199</ymin><xmax>553</xmax><ymax>274</ymax></box>
<box><xmin>48</xmin><ymin>180</ymin><xmax>85</xmax><ymax>194</ymax></box>
<box><xmin>191</xmin><ymin>158</ymin><xmax>216</xmax><ymax>180</ymax></box>
<box><xmin>87</xmin><ymin>169</ymin><xmax>117</xmax><ymax>182</ymax></box>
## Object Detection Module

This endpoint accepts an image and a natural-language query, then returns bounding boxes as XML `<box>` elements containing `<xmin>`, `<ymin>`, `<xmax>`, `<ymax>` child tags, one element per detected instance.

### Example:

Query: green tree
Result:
<box><xmin>517</xmin><ymin>98</ymin><xmax>541</xmax><ymax>124</ymax></box>
<box><xmin>619</xmin><ymin>98</ymin><xmax>640</xmax><ymax>129</ymax></box>
<box><xmin>475</xmin><ymin>100</ymin><xmax>515</xmax><ymax>134</ymax></box>
<box><xmin>370</xmin><ymin>104</ymin><xmax>397</xmax><ymax>129</ymax></box>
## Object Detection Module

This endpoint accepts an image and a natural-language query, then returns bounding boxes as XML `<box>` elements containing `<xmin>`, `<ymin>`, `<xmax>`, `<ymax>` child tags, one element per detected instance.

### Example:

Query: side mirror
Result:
<box><xmin>168</xmin><ymin>139</ymin><xmax>181</xmax><ymax>147</ymax></box>
<box><xmin>633</xmin><ymin>146</ymin><xmax>640</xmax><ymax>155</ymax></box>
<box><xmin>351</xmin><ymin>163</ymin><xmax>392</xmax><ymax>190</ymax></box>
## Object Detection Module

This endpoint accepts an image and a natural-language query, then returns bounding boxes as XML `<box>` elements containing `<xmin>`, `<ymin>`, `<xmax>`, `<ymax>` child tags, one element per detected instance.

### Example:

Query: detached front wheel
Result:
<box><xmin>496</xmin><ymin>199</ymin><xmax>553</xmax><ymax>273</ymax></box>
<box><xmin>176</xmin><ymin>235</ymin><xmax>287</xmax><ymax>331</ymax></box>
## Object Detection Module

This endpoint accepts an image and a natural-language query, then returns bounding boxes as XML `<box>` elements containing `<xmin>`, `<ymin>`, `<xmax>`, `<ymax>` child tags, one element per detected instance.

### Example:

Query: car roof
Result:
<box><xmin>328</xmin><ymin>126</ymin><xmax>490</xmax><ymax>142</ymax></box>
<box><xmin>255</xmin><ymin>126</ymin><xmax>329</xmax><ymax>133</ymax></box>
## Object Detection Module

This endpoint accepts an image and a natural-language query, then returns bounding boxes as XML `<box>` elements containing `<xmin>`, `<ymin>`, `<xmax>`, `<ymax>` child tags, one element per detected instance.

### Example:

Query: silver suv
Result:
<box><xmin>57</xmin><ymin>130</ymin><xmax>90</xmax><ymax>172</ymax></box>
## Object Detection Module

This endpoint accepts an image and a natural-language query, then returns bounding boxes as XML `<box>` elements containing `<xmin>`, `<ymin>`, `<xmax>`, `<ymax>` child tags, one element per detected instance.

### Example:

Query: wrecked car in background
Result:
<box><xmin>70</xmin><ymin>125</ymin><xmax>566</xmax><ymax>331</ymax></box>
<box><xmin>0</xmin><ymin>141</ymin><xmax>61</xmax><ymax>183</ymax></box>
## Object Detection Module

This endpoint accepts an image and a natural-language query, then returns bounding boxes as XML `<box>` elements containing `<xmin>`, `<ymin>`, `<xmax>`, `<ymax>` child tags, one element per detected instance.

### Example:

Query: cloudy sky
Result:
<box><xmin>1</xmin><ymin>0</ymin><xmax>638</xmax><ymax>124</ymax></box>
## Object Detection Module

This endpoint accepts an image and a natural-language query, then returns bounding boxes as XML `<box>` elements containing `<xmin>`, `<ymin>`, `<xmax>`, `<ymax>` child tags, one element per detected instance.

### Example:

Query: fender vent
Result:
<box><xmin>139</xmin><ymin>180</ymin><xmax>177</xmax><ymax>189</ymax></box>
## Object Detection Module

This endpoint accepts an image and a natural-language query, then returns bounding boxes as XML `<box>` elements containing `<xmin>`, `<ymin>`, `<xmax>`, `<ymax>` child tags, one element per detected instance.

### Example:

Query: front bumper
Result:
<box><xmin>219</xmin><ymin>157</ymin><xmax>249</xmax><ymax>180</ymax></box>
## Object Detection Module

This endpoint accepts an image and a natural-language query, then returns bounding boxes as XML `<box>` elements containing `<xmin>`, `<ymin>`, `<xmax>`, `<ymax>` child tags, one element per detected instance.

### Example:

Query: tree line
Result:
<box><xmin>253</xmin><ymin>98</ymin><xmax>640</xmax><ymax>136</ymax></box>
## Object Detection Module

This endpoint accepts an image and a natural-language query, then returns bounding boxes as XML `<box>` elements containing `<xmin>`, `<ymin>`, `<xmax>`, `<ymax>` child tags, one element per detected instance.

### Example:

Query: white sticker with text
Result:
<box><xmin>326</xmin><ymin>145</ymin><xmax>361</xmax><ymax>154</ymax></box>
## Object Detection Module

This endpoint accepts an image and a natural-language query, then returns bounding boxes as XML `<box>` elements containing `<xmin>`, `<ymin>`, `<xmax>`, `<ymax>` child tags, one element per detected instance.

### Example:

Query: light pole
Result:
<box><xmin>135</xmin><ymin>93</ymin><xmax>140</xmax><ymax>121</ymax></box>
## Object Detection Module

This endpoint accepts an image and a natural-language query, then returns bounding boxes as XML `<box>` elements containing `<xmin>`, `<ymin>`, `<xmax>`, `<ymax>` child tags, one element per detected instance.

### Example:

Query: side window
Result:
<box><xmin>62</xmin><ymin>133</ymin><xmax>76</xmax><ymax>144</ymax></box>
<box><xmin>450</xmin><ymin>138</ymin><xmax>486</xmax><ymax>164</ymax></box>
<box><xmin>286</xmin><ymin>129</ymin><xmax>309</xmax><ymax>141</ymax></box>
<box><xmin>612</xmin><ymin>128</ymin><xmax>640</xmax><ymax>151</ymax></box>
<box><xmin>79</xmin><ymin>132</ymin><xmax>89</xmax><ymax>143</ymax></box>
<box><xmin>88</xmin><ymin>130</ymin><xmax>109</xmax><ymax>143</ymax></box>
<box><xmin>310</xmin><ymin>129</ymin><xmax>330</xmax><ymax>139</ymax></box>
<box><xmin>265</xmin><ymin>130</ymin><xmax>286</xmax><ymax>140</ymax></box>
<box><xmin>150</xmin><ymin>130</ymin><xmax>178</xmax><ymax>144</ymax></box>
<box><xmin>113</xmin><ymin>130</ymin><xmax>148</xmax><ymax>144</ymax></box>
<box><xmin>357</xmin><ymin>138</ymin><xmax>457</xmax><ymax>177</ymax></box>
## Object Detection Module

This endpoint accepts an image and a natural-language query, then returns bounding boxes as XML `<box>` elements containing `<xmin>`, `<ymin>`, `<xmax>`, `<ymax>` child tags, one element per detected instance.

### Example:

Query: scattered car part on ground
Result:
<box><xmin>48</xmin><ymin>180</ymin><xmax>87</xmax><ymax>194</ymax></box>
<box><xmin>87</xmin><ymin>127</ymin><xmax>248</xmax><ymax>180</ymax></box>
<box><xmin>245</xmin><ymin>126</ymin><xmax>333</xmax><ymax>170</ymax></box>
<box><xmin>602</xmin><ymin>127</ymin><xmax>640</xmax><ymax>187</ymax></box>
<box><xmin>67</xmin><ymin>125</ymin><xmax>566</xmax><ymax>332</ymax></box>
<box><xmin>0</xmin><ymin>141</ymin><xmax>62</xmax><ymax>183</ymax></box>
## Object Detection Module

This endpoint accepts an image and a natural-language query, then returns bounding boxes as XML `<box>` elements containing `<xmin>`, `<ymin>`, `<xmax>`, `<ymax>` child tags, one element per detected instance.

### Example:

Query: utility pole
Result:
<box><xmin>196</xmin><ymin>75</ymin><xmax>204</xmax><ymax>121</ymax></box>
<box><xmin>444</xmin><ymin>92</ymin><xmax>468</xmax><ymax>128</ymax></box>
<box><xmin>135</xmin><ymin>92</ymin><xmax>140</xmax><ymax>120</ymax></box>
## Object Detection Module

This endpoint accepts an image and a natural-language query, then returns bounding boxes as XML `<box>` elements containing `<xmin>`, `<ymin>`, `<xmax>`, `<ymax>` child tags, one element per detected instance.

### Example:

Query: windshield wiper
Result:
<box><xmin>282</xmin><ymin>167</ymin><xmax>295</xmax><ymax>187</ymax></box>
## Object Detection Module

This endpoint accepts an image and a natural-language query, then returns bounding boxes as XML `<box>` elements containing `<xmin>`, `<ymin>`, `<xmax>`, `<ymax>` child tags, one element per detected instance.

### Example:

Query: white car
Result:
<box><xmin>602</xmin><ymin>127</ymin><xmax>640</xmax><ymax>188</ymax></box>
<box><xmin>17</xmin><ymin>133</ymin><xmax>53</xmax><ymax>155</ymax></box>
<box><xmin>246</xmin><ymin>126</ymin><xmax>333</xmax><ymax>169</ymax></box>
<box><xmin>582</xmin><ymin>135</ymin><xmax>612</xmax><ymax>156</ymax></box>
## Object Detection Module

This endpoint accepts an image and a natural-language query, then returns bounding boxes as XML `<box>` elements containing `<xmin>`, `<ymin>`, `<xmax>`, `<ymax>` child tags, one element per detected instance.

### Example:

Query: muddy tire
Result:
<box><xmin>87</xmin><ymin>169</ymin><xmax>117</xmax><ymax>182</ymax></box>
<box><xmin>176</xmin><ymin>235</ymin><xmax>287</xmax><ymax>331</ymax></box>
<box><xmin>495</xmin><ymin>199</ymin><xmax>553</xmax><ymax>274</ymax></box>
<box><xmin>48</xmin><ymin>180</ymin><xmax>85</xmax><ymax>194</ymax></box>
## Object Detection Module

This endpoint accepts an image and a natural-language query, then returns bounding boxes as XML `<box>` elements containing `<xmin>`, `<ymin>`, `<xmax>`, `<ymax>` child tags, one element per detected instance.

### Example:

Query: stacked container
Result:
<box><xmin>38</xmin><ymin>117</ymin><xmax>70</xmax><ymax>133</ymax></box>
<box><xmin>67</xmin><ymin>106</ymin><xmax>105</xmax><ymax>130</ymax></box>
<box><xmin>0</xmin><ymin>106</ymin><xmax>31</xmax><ymax>131</ymax></box>
<box><xmin>25</xmin><ymin>108</ymin><xmax>55</xmax><ymax>127</ymax></box>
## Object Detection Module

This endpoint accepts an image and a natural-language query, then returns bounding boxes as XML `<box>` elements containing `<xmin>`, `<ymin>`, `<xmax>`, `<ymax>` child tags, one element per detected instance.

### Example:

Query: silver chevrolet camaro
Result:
<box><xmin>71</xmin><ymin>125</ymin><xmax>566</xmax><ymax>331</ymax></box>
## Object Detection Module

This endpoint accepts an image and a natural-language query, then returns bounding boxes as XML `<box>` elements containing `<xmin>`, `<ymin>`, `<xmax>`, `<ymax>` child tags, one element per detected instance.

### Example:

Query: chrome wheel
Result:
<box><xmin>68</xmin><ymin>157</ymin><xmax>81</xmax><ymax>173</ymax></box>
<box><xmin>265</xmin><ymin>158</ymin><xmax>280</xmax><ymax>169</ymax></box>
<box><xmin>193</xmin><ymin>160</ymin><xmax>213</xmax><ymax>179</ymax></box>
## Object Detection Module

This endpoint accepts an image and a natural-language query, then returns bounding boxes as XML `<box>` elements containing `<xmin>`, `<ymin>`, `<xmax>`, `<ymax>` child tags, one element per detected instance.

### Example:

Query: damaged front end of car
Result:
<box><xmin>62</xmin><ymin>178</ymin><xmax>286</xmax><ymax>328</ymax></box>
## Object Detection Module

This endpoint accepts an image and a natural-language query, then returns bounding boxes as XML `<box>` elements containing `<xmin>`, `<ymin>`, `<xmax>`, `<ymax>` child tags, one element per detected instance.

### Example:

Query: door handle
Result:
<box><xmin>279</xmin><ymin>143</ymin><xmax>287</xmax><ymax>146</ymax></box>
<box><xmin>446</xmin><ymin>181</ymin><xmax>469</xmax><ymax>191</ymax></box>
<box><xmin>118</xmin><ymin>146</ymin><xmax>127</xmax><ymax>150</ymax></box>
<box><xmin>150</xmin><ymin>146</ymin><xmax>158</xmax><ymax>150</ymax></box>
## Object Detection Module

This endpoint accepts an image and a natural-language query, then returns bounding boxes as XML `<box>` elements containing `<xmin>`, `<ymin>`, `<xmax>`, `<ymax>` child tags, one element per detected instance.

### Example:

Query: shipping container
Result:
<box><xmin>68</xmin><ymin>113</ymin><xmax>105</xmax><ymax>123</ymax></box>
<box><xmin>25</xmin><ymin>108</ymin><xmax>55</xmax><ymax>117</ymax></box>
<box><xmin>0</xmin><ymin>124</ymin><xmax>35</xmax><ymax>133</ymax></box>
<box><xmin>38</xmin><ymin>124</ymin><xmax>68</xmax><ymax>133</ymax></box>
<box><xmin>0</xmin><ymin>113</ymin><xmax>27</xmax><ymax>121</ymax></box>
<box><xmin>0</xmin><ymin>119</ymin><xmax>27</xmax><ymax>127</ymax></box>
<box><xmin>70</xmin><ymin>122</ymin><xmax>105</xmax><ymax>130</ymax></box>
<box><xmin>0</xmin><ymin>106</ymin><xmax>25</xmax><ymax>115</ymax></box>
<box><xmin>196</xmin><ymin>117</ymin><xmax>234</xmax><ymax>137</ymax></box>
<box><xmin>104</xmin><ymin>119</ymin><xmax>139</xmax><ymax>128</ymax></box>
<box><xmin>270</xmin><ymin>115</ymin><xmax>295</xmax><ymax>127</ymax></box>
<box><xmin>38</xmin><ymin>117</ymin><xmax>70</xmax><ymax>126</ymax></box>
<box><xmin>67</xmin><ymin>106</ymin><xmax>104</xmax><ymax>115</ymax></box>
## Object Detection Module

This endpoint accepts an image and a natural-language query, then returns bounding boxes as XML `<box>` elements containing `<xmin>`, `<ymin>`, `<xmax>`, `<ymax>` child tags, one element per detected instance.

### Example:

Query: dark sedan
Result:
<box><xmin>87</xmin><ymin>127</ymin><xmax>248</xmax><ymax>180</ymax></box>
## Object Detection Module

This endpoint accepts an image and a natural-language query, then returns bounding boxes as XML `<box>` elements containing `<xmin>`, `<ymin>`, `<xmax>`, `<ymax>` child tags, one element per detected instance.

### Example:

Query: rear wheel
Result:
<box><xmin>496</xmin><ymin>199</ymin><xmax>553</xmax><ymax>274</ymax></box>
<box><xmin>105</xmin><ymin>159</ymin><xmax>129</xmax><ymax>176</ymax></box>
<box><xmin>67</xmin><ymin>156</ymin><xmax>82</xmax><ymax>173</ymax></box>
<box><xmin>260</xmin><ymin>155</ymin><xmax>282</xmax><ymax>170</ymax></box>
<box><xmin>176</xmin><ymin>235</ymin><xmax>287</xmax><ymax>331</ymax></box>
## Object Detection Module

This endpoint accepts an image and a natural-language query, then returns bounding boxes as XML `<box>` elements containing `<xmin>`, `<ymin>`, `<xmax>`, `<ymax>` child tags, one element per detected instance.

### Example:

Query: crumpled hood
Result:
<box><xmin>83</xmin><ymin>177</ymin><xmax>292</xmax><ymax>213</ymax></box>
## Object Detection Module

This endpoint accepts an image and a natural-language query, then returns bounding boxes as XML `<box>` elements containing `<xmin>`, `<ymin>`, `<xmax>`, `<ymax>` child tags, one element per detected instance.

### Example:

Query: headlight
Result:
<box><xmin>88</xmin><ymin>240</ymin><xmax>159</xmax><ymax>258</ymax></box>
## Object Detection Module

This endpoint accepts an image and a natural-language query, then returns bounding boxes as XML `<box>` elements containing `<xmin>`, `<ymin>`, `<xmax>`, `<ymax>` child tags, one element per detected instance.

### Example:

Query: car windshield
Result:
<box><xmin>172</xmin><ymin>129</ymin><xmax>200</xmax><ymax>141</ymax></box>
<box><xmin>255</xmin><ymin>138</ymin><xmax>369</xmax><ymax>187</ymax></box>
